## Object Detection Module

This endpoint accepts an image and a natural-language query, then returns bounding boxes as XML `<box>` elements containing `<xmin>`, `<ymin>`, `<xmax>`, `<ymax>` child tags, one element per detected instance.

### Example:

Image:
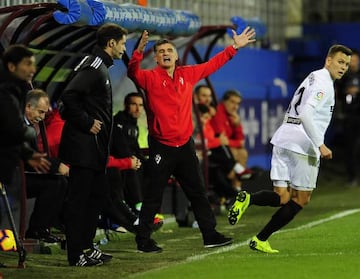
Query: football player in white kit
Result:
<box><xmin>228</xmin><ymin>44</ymin><xmax>352</xmax><ymax>253</ymax></box>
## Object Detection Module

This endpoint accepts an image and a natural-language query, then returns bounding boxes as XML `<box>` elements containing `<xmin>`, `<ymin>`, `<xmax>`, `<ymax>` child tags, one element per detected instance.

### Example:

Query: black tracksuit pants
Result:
<box><xmin>137</xmin><ymin>137</ymin><xmax>217</xmax><ymax>241</ymax></box>
<box><xmin>65</xmin><ymin>167</ymin><xmax>107</xmax><ymax>265</ymax></box>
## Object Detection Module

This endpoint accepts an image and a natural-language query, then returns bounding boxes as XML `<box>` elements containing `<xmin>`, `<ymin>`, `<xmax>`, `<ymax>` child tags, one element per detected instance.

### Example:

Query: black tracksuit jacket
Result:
<box><xmin>59</xmin><ymin>47</ymin><xmax>113</xmax><ymax>171</ymax></box>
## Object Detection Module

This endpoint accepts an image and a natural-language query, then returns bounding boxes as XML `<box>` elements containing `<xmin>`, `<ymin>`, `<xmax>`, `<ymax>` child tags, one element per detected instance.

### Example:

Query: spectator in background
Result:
<box><xmin>197</xmin><ymin>103</ymin><xmax>241</xmax><ymax>200</ymax></box>
<box><xmin>127</xmin><ymin>27</ymin><xmax>256</xmax><ymax>253</ymax></box>
<box><xmin>228</xmin><ymin>44</ymin><xmax>352</xmax><ymax>253</ymax></box>
<box><xmin>106</xmin><ymin>92</ymin><xmax>144</xmax><ymax>232</ymax></box>
<box><xmin>194</xmin><ymin>84</ymin><xmax>217</xmax><ymax>117</ymax></box>
<box><xmin>211</xmin><ymin>90</ymin><xmax>249</xmax><ymax>168</ymax></box>
<box><xmin>110</xmin><ymin>92</ymin><xmax>145</xmax><ymax>213</ymax></box>
<box><xmin>59</xmin><ymin>23</ymin><xmax>128</xmax><ymax>267</ymax></box>
<box><xmin>336</xmin><ymin>49</ymin><xmax>360</xmax><ymax>187</ymax></box>
<box><xmin>210</xmin><ymin>89</ymin><xmax>252</xmax><ymax>190</ymax></box>
<box><xmin>23</xmin><ymin>89</ymin><xmax>68</xmax><ymax>243</ymax></box>
<box><xmin>107</xmin><ymin>92</ymin><xmax>164</xmax><ymax>233</ymax></box>
<box><xmin>0</xmin><ymin>44</ymin><xmax>50</xmax><ymax>186</ymax></box>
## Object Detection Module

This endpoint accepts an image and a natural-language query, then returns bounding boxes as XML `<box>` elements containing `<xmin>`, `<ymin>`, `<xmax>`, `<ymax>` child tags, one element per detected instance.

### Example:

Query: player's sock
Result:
<box><xmin>250</xmin><ymin>190</ymin><xmax>281</xmax><ymax>207</ymax></box>
<box><xmin>257</xmin><ymin>199</ymin><xmax>302</xmax><ymax>241</ymax></box>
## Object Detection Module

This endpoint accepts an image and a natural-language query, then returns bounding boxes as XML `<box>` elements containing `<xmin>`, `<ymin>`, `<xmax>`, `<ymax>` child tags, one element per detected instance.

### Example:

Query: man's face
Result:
<box><xmin>196</xmin><ymin>87</ymin><xmax>213</xmax><ymax>106</ymax></box>
<box><xmin>126</xmin><ymin>96</ymin><xmax>144</xmax><ymax>119</ymax></box>
<box><xmin>8</xmin><ymin>56</ymin><xmax>36</xmax><ymax>83</ymax></box>
<box><xmin>110</xmin><ymin>35</ymin><xmax>127</xmax><ymax>60</ymax></box>
<box><xmin>25</xmin><ymin>97</ymin><xmax>49</xmax><ymax>125</ymax></box>
<box><xmin>223</xmin><ymin>95</ymin><xmax>241</xmax><ymax>115</ymax></box>
<box><xmin>154</xmin><ymin>43</ymin><xmax>178</xmax><ymax>69</ymax></box>
<box><xmin>326</xmin><ymin>51</ymin><xmax>351</xmax><ymax>80</ymax></box>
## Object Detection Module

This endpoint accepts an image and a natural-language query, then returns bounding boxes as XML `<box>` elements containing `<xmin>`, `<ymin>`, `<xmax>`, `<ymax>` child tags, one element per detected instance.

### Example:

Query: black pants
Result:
<box><xmin>123</xmin><ymin>169</ymin><xmax>144</xmax><ymax>209</ymax></box>
<box><xmin>104</xmin><ymin>168</ymin><xmax>138</xmax><ymax>231</ymax></box>
<box><xmin>208</xmin><ymin>146</ymin><xmax>238</xmax><ymax>199</ymax></box>
<box><xmin>65</xmin><ymin>167</ymin><xmax>107</xmax><ymax>265</ymax></box>
<box><xmin>208</xmin><ymin>145</ymin><xmax>236</xmax><ymax>174</ymax></box>
<box><xmin>137</xmin><ymin>137</ymin><xmax>217</xmax><ymax>241</ymax></box>
<box><xmin>26</xmin><ymin>173</ymin><xmax>68</xmax><ymax>231</ymax></box>
<box><xmin>209</xmin><ymin>168</ymin><xmax>238</xmax><ymax>198</ymax></box>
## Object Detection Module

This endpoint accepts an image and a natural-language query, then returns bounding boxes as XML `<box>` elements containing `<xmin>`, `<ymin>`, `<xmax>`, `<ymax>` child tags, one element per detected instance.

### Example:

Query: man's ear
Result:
<box><xmin>25</xmin><ymin>103</ymin><xmax>32</xmax><ymax>115</ymax></box>
<box><xmin>325</xmin><ymin>56</ymin><xmax>332</xmax><ymax>67</ymax></box>
<box><xmin>7</xmin><ymin>62</ymin><xmax>16</xmax><ymax>73</ymax></box>
<box><xmin>109</xmin><ymin>39</ymin><xmax>115</xmax><ymax>47</ymax></box>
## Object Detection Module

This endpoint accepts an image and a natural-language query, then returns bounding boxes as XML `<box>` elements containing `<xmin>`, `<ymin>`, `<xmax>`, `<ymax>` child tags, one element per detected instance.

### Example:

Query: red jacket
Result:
<box><xmin>44</xmin><ymin>109</ymin><xmax>65</xmax><ymax>158</ymax></box>
<box><xmin>107</xmin><ymin>155</ymin><xmax>132</xmax><ymax>170</ymax></box>
<box><xmin>210</xmin><ymin>103</ymin><xmax>245</xmax><ymax>148</ymax></box>
<box><xmin>128</xmin><ymin>46</ymin><xmax>237</xmax><ymax>147</ymax></box>
<box><xmin>203</xmin><ymin>120</ymin><xmax>221</xmax><ymax>149</ymax></box>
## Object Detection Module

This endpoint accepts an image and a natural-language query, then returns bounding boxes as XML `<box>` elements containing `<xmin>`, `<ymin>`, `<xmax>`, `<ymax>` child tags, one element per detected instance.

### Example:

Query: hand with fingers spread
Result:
<box><xmin>232</xmin><ymin>26</ymin><xmax>256</xmax><ymax>50</ymax></box>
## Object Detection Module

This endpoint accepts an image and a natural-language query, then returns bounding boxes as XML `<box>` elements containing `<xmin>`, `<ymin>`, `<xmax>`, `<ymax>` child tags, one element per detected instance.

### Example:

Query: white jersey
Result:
<box><xmin>271</xmin><ymin>68</ymin><xmax>335</xmax><ymax>158</ymax></box>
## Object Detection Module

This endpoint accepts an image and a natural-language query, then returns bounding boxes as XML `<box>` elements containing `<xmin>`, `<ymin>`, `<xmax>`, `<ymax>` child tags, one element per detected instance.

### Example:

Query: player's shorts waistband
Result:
<box><xmin>284</xmin><ymin>116</ymin><xmax>301</xmax><ymax>125</ymax></box>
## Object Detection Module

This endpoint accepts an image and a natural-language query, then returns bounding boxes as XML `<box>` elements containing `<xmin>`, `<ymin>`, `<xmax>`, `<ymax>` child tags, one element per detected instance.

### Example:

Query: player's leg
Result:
<box><xmin>250</xmin><ymin>149</ymin><xmax>318</xmax><ymax>253</ymax></box>
<box><xmin>228</xmin><ymin>145</ymin><xmax>289</xmax><ymax>225</ymax></box>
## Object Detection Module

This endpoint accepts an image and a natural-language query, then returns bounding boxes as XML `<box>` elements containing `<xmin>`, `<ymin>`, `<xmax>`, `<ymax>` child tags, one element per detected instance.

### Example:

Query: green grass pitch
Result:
<box><xmin>1</xmin><ymin>163</ymin><xmax>359</xmax><ymax>279</ymax></box>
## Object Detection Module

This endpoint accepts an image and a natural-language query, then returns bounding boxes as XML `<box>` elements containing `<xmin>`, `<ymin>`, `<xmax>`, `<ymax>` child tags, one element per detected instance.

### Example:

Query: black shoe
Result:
<box><xmin>25</xmin><ymin>229</ymin><xmax>61</xmax><ymax>243</ymax></box>
<box><xmin>74</xmin><ymin>253</ymin><xmax>103</xmax><ymax>267</ymax></box>
<box><xmin>85</xmin><ymin>247</ymin><xmax>113</xmax><ymax>263</ymax></box>
<box><xmin>136</xmin><ymin>237</ymin><xmax>162</xmax><ymax>253</ymax></box>
<box><xmin>204</xmin><ymin>232</ymin><xmax>233</xmax><ymax>248</ymax></box>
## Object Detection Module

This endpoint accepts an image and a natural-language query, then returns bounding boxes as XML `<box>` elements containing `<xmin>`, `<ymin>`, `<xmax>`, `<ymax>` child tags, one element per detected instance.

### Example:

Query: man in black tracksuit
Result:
<box><xmin>110</xmin><ymin>92</ymin><xmax>145</xmax><ymax>212</ymax></box>
<box><xmin>59</xmin><ymin>24</ymin><xmax>128</xmax><ymax>267</ymax></box>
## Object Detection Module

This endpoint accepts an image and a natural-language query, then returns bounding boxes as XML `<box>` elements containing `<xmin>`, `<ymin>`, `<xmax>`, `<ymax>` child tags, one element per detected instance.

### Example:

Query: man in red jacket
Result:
<box><xmin>128</xmin><ymin>27</ymin><xmax>256</xmax><ymax>252</ymax></box>
<box><xmin>211</xmin><ymin>89</ymin><xmax>248</xmax><ymax>168</ymax></box>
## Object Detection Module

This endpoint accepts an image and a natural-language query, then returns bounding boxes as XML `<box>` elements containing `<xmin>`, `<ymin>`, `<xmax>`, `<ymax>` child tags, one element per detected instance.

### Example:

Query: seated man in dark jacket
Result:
<box><xmin>0</xmin><ymin>45</ymin><xmax>50</xmax><ymax>187</ymax></box>
<box><xmin>110</xmin><ymin>92</ymin><xmax>146</xmax><ymax>213</ymax></box>
<box><xmin>107</xmin><ymin>92</ymin><xmax>163</xmax><ymax>232</ymax></box>
<box><xmin>23</xmin><ymin>89</ymin><xmax>68</xmax><ymax>243</ymax></box>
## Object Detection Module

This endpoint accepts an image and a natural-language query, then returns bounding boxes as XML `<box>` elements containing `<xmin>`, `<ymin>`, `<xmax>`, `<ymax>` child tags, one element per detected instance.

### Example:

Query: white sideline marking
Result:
<box><xmin>277</xmin><ymin>208</ymin><xmax>360</xmax><ymax>233</ymax></box>
<box><xmin>186</xmin><ymin>208</ymin><xmax>360</xmax><ymax>262</ymax></box>
<box><xmin>127</xmin><ymin>209</ymin><xmax>360</xmax><ymax>278</ymax></box>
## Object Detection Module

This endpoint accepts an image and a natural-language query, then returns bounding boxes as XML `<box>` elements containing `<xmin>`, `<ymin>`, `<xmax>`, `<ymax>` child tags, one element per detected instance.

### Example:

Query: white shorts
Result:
<box><xmin>270</xmin><ymin>146</ymin><xmax>320</xmax><ymax>191</ymax></box>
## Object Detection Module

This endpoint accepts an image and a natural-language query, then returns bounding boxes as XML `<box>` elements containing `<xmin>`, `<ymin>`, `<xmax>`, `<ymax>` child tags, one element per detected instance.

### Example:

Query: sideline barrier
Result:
<box><xmin>53</xmin><ymin>0</ymin><xmax>201</xmax><ymax>36</ymax></box>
